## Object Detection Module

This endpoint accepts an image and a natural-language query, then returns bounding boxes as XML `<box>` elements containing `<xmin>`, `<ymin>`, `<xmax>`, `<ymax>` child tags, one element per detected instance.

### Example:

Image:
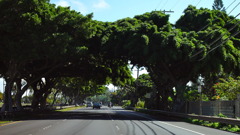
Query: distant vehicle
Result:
<box><xmin>86</xmin><ymin>102</ymin><xmax>93</xmax><ymax>107</ymax></box>
<box><xmin>93</xmin><ymin>102</ymin><xmax>101</xmax><ymax>109</ymax></box>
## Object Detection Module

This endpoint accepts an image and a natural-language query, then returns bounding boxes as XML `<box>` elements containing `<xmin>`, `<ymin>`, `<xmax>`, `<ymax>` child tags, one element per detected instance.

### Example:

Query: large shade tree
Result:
<box><xmin>0</xmin><ymin>0</ymin><xmax>133</xmax><ymax>112</ymax></box>
<box><xmin>0</xmin><ymin>0</ymin><xmax>239</xmax><ymax>113</ymax></box>
<box><xmin>102</xmin><ymin>6</ymin><xmax>240</xmax><ymax>111</ymax></box>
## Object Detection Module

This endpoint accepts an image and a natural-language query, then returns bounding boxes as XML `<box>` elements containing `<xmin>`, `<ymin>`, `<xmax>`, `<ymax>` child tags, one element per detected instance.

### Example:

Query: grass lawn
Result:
<box><xmin>0</xmin><ymin>103</ymin><xmax>31</xmax><ymax>108</ymax></box>
<box><xmin>0</xmin><ymin>121</ymin><xmax>12</xmax><ymax>125</ymax></box>
<box><xmin>56</xmin><ymin>106</ymin><xmax>85</xmax><ymax>112</ymax></box>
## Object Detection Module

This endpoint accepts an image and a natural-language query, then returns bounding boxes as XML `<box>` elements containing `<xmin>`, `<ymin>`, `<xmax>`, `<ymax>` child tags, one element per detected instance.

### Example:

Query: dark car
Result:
<box><xmin>93</xmin><ymin>102</ymin><xmax>101</xmax><ymax>109</ymax></box>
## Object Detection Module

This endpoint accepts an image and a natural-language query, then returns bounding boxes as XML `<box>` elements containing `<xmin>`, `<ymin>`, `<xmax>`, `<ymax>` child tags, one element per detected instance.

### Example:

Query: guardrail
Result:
<box><xmin>127</xmin><ymin>107</ymin><xmax>240</xmax><ymax>126</ymax></box>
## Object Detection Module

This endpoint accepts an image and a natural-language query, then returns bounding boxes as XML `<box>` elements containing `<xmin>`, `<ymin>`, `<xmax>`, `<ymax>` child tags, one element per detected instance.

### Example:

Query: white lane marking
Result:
<box><xmin>130</xmin><ymin>112</ymin><xmax>205</xmax><ymax>135</ymax></box>
<box><xmin>42</xmin><ymin>125</ymin><xmax>52</xmax><ymax>130</ymax></box>
<box><xmin>116</xmin><ymin>125</ymin><xmax>120</xmax><ymax>131</ymax></box>
<box><xmin>158</xmin><ymin>121</ymin><xmax>205</xmax><ymax>135</ymax></box>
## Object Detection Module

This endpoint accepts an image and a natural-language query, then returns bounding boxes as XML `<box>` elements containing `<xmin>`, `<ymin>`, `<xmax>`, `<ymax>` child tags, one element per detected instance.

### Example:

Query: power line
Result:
<box><xmin>225</xmin><ymin>0</ymin><xmax>236</xmax><ymax>11</ymax></box>
<box><xmin>190</xmin><ymin>1</ymin><xmax>240</xmax><ymax>59</ymax></box>
<box><xmin>160</xmin><ymin>0</ymin><xmax>169</xmax><ymax>10</ymax></box>
<box><xmin>198</xmin><ymin>1</ymin><xmax>240</xmax><ymax>32</ymax></box>
<box><xmin>228</xmin><ymin>2</ymin><xmax>240</xmax><ymax>15</ymax></box>
<box><xmin>155</xmin><ymin>0</ymin><xmax>163</xmax><ymax>10</ymax></box>
<box><xmin>199</xmin><ymin>13</ymin><xmax>240</xmax><ymax>39</ymax></box>
<box><xmin>161</xmin><ymin>10</ymin><xmax>174</xmax><ymax>14</ymax></box>
<box><xmin>191</xmin><ymin>14</ymin><xmax>240</xmax><ymax>60</ymax></box>
<box><xmin>199</xmin><ymin>30</ymin><xmax>240</xmax><ymax>61</ymax></box>
<box><xmin>195</xmin><ymin>0</ymin><xmax>203</xmax><ymax>7</ymax></box>
<box><xmin>170</xmin><ymin>0</ymin><xmax>181</xmax><ymax>10</ymax></box>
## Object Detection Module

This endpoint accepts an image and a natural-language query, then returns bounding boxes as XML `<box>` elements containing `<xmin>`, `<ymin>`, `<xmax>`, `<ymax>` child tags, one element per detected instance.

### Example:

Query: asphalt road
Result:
<box><xmin>0</xmin><ymin>106</ymin><xmax>238</xmax><ymax>135</ymax></box>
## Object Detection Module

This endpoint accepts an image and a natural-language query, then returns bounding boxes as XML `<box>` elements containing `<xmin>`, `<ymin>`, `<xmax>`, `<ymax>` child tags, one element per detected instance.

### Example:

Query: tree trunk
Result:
<box><xmin>31</xmin><ymin>78</ymin><xmax>55</xmax><ymax>110</ymax></box>
<box><xmin>1</xmin><ymin>79</ymin><xmax>14</xmax><ymax>112</ymax></box>
<box><xmin>32</xmin><ymin>91</ymin><xmax>41</xmax><ymax>110</ymax></box>
<box><xmin>173</xmin><ymin>82</ymin><xmax>187</xmax><ymax>112</ymax></box>
<box><xmin>40</xmin><ymin>91</ymin><xmax>51</xmax><ymax>109</ymax></box>
<box><xmin>155</xmin><ymin>91</ymin><xmax>161</xmax><ymax>109</ymax></box>
<box><xmin>15</xmin><ymin>91</ymin><xmax>23</xmax><ymax>111</ymax></box>
<box><xmin>1</xmin><ymin>61</ymin><xmax>20</xmax><ymax>112</ymax></box>
<box><xmin>51</xmin><ymin>90</ymin><xmax>59</xmax><ymax>106</ymax></box>
<box><xmin>15</xmin><ymin>79</ymin><xmax>23</xmax><ymax>111</ymax></box>
<box><xmin>130</xmin><ymin>91</ymin><xmax>138</xmax><ymax>107</ymax></box>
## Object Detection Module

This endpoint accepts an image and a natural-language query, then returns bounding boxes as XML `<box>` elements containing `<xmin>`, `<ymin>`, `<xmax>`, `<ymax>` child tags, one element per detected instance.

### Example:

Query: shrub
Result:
<box><xmin>135</xmin><ymin>100</ymin><xmax>145</xmax><ymax>108</ymax></box>
<box><xmin>122</xmin><ymin>100</ymin><xmax>131</xmax><ymax>108</ymax></box>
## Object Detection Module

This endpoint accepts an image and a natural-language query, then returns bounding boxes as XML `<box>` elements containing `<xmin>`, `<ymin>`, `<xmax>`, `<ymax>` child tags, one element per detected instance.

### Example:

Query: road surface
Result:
<box><xmin>0</xmin><ymin>106</ymin><xmax>238</xmax><ymax>135</ymax></box>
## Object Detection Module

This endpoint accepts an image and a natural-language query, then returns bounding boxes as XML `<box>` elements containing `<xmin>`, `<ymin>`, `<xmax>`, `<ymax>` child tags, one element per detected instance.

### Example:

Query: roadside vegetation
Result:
<box><xmin>0</xmin><ymin>121</ymin><xmax>12</xmax><ymax>125</ymax></box>
<box><xmin>55</xmin><ymin>106</ymin><xmax>85</xmax><ymax>112</ymax></box>
<box><xmin>186</xmin><ymin>113</ymin><xmax>240</xmax><ymax>133</ymax></box>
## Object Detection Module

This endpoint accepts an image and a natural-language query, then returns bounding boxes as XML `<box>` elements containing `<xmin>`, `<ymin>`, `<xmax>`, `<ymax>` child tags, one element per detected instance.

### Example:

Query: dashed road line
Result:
<box><xmin>116</xmin><ymin>125</ymin><xmax>120</xmax><ymax>130</ymax></box>
<box><xmin>43</xmin><ymin>125</ymin><xmax>52</xmax><ymax>130</ymax></box>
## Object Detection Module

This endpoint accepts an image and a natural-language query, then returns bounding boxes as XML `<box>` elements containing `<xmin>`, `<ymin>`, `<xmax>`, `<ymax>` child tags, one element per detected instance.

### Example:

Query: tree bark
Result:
<box><xmin>1</xmin><ymin>79</ymin><xmax>14</xmax><ymax>112</ymax></box>
<box><xmin>172</xmin><ymin>82</ymin><xmax>188</xmax><ymax>112</ymax></box>
<box><xmin>1</xmin><ymin>61</ymin><xmax>20</xmax><ymax>112</ymax></box>
<box><xmin>15</xmin><ymin>79</ymin><xmax>23</xmax><ymax>111</ymax></box>
<box><xmin>51</xmin><ymin>90</ymin><xmax>59</xmax><ymax>106</ymax></box>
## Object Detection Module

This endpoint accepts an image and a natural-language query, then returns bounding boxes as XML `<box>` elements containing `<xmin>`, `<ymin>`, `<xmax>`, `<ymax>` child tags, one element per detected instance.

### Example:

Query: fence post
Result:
<box><xmin>235</xmin><ymin>94</ymin><xmax>240</xmax><ymax>118</ymax></box>
<box><xmin>217</xmin><ymin>100</ymin><xmax>220</xmax><ymax>115</ymax></box>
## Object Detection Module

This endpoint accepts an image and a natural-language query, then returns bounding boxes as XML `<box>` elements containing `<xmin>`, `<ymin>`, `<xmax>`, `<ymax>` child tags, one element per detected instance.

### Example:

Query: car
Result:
<box><xmin>86</xmin><ymin>102</ymin><xmax>93</xmax><ymax>107</ymax></box>
<box><xmin>93</xmin><ymin>102</ymin><xmax>101</xmax><ymax>109</ymax></box>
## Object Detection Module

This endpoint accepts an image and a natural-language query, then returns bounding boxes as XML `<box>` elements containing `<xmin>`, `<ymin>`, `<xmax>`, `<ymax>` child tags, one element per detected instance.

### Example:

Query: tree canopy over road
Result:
<box><xmin>0</xmin><ymin>0</ymin><xmax>239</xmax><ymax>112</ymax></box>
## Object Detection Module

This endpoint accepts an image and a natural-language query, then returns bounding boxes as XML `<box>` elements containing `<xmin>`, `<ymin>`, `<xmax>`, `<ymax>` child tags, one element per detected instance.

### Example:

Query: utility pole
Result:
<box><xmin>160</xmin><ymin>10</ymin><xmax>174</xmax><ymax>14</ymax></box>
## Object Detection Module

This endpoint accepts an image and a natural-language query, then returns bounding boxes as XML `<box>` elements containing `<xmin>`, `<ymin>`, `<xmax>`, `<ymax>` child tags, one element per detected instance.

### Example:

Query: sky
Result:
<box><xmin>1</xmin><ymin>0</ymin><xmax>240</xmax><ymax>92</ymax></box>
<box><xmin>50</xmin><ymin>0</ymin><xmax>240</xmax><ymax>23</ymax></box>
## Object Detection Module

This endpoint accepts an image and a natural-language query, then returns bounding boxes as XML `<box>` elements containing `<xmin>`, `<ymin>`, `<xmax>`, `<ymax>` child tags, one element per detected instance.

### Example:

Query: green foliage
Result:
<box><xmin>135</xmin><ymin>74</ymin><xmax>153</xmax><ymax>97</ymax></box>
<box><xmin>88</xmin><ymin>91</ymin><xmax>111</xmax><ymax>104</ymax></box>
<box><xmin>184</xmin><ymin>89</ymin><xmax>209</xmax><ymax>101</ymax></box>
<box><xmin>56</xmin><ymin>106</ymin><xmax>84</xmax><ymax>112</ymax></box>
<box><xmin>135</xmin><ymin>100</ymin><xmax>145</xmax><ymax>109</ymax></box>
<box><xmin>187</xmin><ymin>117</ymin><xmax>240</xmax><ymax>133</ymax></box>
<box><xmin>0</xmin><ymin>92</ymin><xmax>3</xmax><ymax>101</ymax></box>
<box><xmin>213</xmin><ymin>76</ymin><xmax>240</xmax><ymax>100</ymax></box>
<box><xmin>55</xmin><ymin>77</ymin><xmax>108</xmax><ymax>102</ymax></box>
<box><xmin>218</xmin><ymin>113</ymin><xmax>227</xmax><ymax>118</ymax></box>
<box><xmin>122</xmin><ymin>100</ymin><xmax>131</xmax><ymax>108</ymax></box>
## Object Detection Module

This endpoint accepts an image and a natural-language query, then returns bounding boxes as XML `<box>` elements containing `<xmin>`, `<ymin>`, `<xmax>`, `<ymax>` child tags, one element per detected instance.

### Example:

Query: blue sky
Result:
<box><xmin>50</xmin><ymin>0</ymin><xmax>240</xmax><ymax>23</ymax></box>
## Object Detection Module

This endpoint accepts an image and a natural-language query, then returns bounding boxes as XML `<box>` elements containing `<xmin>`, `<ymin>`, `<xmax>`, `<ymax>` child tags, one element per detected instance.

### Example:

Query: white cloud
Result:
<box><xmin>93</xmin><ymin>0</ymin><xmax>110</xmax><ymax>9</ymax></box>
<box><xmin>54</xmin><ymin>0</ymin><xmax>88</xmax><ymax>14</ymax></box>
<box><xmin>70</xmin><ymin>0</ymin><xmax>88</xmax><ymax>14</ymax></box>
<box><xmin>55</xmin><ymin>0</ymin><xmax>70</xmax><ymax>7</ymax></box>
